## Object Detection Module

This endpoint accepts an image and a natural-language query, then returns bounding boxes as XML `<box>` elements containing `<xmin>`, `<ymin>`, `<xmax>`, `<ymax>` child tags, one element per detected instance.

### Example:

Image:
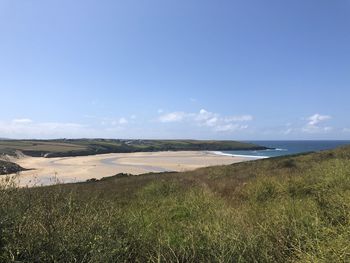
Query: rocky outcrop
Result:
<box><xmin>0</xmin><ymin>160</ymin><xmax>25</xmax><ymax>175</ymax></box>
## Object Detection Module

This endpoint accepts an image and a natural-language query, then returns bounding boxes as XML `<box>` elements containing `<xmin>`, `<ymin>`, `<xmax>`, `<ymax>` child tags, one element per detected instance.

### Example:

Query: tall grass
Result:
<box><xmin>1</xmin><ymin>147</ymin><xmax>350</xmax><ymax>262</ymax></box>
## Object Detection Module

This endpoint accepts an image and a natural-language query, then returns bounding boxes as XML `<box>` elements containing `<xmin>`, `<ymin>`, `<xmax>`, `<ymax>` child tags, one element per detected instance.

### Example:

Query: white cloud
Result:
<box><xmin>303</xmin><ymin>126</ymin><xmax>333</xmax><ymax>134</ymax></box>
<box><xmin>307</xmin><ymin>114</ymin><xmax>331</xmax><ymax>126</ymax></box>
<box><xmin>0</xmin><ymin>120</ymin><xmax>92</xmax><ymax>139</ymax></box>
<box><xmin>12</xmin><ymin>118</ymin><xmax>33</xmax><ymax>124</ymax></box>
<box><xmin>101</xmin><ymin>117</ymin><xmax>129</xmax><ymax>126</ymax></box>
<box><xmin>342</xmin><ymin>128</ymin><xmax>350</xmax><ymax>133</ymax></box>
<box><xmin>206</xmin><ymin>117</ymin><xmax>218</xmax><ymax>127</ymax></box>
<box><xmin>158</xmin><ymin>109</ymin><xmax>252</xmax><ymax>133</ymax></box>
<box><xmin>214</xmin><ymin>124</ymin><xmax>248</xmax><ymax>132</ymax></box>
<box><xmin>303</xmin><ymin>113</ymin><xmax>332</xmax><ymax>133</ymax></box>
<box><xmin>119</xmin><ymin>117</ymin><xmax>128</xmax><ymax>125</ymax></box>
<box><xmin>283</xmin><ymin>128</ymin><xmax>293</xmax><ymax>135</ymax></box>
<box><xmin>194</xmin><ymin>109</ymin><xmax>215</xmax><ymax>122</ymax></box>
<box><xmin>158</xmin><ymin>112</ymin><xmax>186</xmax><ymax>123</ymax></box>
<box><xmin>224</xmin><ymin>115</ymin><xmax>253</xmax><ymax>122</ymax></box>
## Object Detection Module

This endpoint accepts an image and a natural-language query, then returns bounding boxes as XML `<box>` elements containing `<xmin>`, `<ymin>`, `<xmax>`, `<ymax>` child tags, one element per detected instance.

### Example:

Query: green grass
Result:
<box><xmin>0</xmin><ymin>139</ymin><xmax>267</xmax><ymax>158</ymax></box>
<box><xmin>1</xmin><ymin>146</ymin><xmax>350</xmax><ymax>262</ymax></box>
<box><xmin>0</xmin><ymin>140</ymin><xmax>87</xmax><ymax>157</ymax></box>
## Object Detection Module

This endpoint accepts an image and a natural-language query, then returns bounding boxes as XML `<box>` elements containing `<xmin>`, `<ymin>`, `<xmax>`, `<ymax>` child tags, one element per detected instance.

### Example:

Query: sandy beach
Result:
<box><xmin>4</xmin><ymin>151</ymin><xmax>252</xmax><ymax>187</ymax></box>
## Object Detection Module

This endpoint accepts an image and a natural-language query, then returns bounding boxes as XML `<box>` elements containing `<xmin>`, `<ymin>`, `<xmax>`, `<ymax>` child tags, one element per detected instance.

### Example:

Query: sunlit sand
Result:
<box><xmin>5</xmin><ymin>151</ymin><xmax>252</xmax><ymax>187</ymax></box>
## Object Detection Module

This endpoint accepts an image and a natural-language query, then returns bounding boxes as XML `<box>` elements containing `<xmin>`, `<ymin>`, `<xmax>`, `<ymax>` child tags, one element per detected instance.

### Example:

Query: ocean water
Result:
<box><xmin>221</xmin><ymin>140</ymin><xmax>350</xmax><ymax>159</ymax></box>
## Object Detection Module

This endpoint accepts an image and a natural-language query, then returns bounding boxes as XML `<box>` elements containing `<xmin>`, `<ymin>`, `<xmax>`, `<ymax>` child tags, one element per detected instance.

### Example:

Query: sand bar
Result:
<box><xmin>3</xmin><ymin>151</ymin><xmax>253</xmax><ymax>187</ymax></box>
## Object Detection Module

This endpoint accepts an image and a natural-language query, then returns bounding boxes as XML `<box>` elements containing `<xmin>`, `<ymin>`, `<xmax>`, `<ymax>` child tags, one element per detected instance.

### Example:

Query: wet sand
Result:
<box><xmin>4</xmin><ymin>151</ymin><xmax>252</xmax><ymax>187</ymax></box>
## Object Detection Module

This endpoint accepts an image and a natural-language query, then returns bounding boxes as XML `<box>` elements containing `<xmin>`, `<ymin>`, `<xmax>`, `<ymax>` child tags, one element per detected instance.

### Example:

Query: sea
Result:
<box><xmin>219</xmin><ymin>140</ymin><xmax>350</xmax><ymax>159</ymax></box>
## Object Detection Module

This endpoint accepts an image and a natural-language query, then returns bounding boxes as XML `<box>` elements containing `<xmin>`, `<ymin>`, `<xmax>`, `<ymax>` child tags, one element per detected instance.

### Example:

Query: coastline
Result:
<box><xmin>209</xmin><ymin>151</ymin><xmax>269</xmax><ymax>159</ymax></box>
<box><xmin>3</xmin><ymin>151</ymin><xmax>252</xmax><ymax>187</ymax></box>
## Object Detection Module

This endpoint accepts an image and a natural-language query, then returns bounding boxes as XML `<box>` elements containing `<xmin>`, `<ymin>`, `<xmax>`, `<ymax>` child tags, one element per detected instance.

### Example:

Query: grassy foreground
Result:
<box><xmin>1</xmin><ymin>146</ymin><xmax>350</xmax><ymax>262</ymax></box>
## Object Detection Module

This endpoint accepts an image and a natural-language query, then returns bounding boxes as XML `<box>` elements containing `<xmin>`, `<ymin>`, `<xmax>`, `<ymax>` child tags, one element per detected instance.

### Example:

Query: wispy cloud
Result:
<box><xmin>223</xmin><ymin>115</ymin><xmax>253</xmax><ymax>122</ymax></box>
<box><xmin>158</xmin><ymin>109</ymin><xmax>253</xmax><ymax>133</ymax></box>
<box><xmin>302</xmin><ymin>113</ymin><xmax>332</xmax><ymax>133</ymax></box>
<box><xmin>159</xmin><ymin>112</ymin><xmax>186</xmax><ymax>123</ymax></box>
<box><xmin>283</xmin><ymin>128</ymin><xmax>293</xmax><ymax>135</ymax></box>
<box><xmin>0</xmin><ymin>119</ymin><xmax>91</xmax><ymax>139</ymax></box>
<box><xmin>12</xmin><ymin>118</ymin><xmax>33</xmax><ymax>124</ymax></box>
<box><xmin>214</xmin><ymin>124</ymin><xmax>248</xmax><ymax>132</ymax></box>
<box><xmin>101</xmin><ymin>116</ymin><xmax>129</xmax><ymax>127</ymax></box>
<box><xmin>119</xmin><ymin>117</ymin><xmax>128</xmax><ymax>125</ymax></box>
<box><xmin>307</xmin><ymin>114</ymin><xmax>331</xmax><ymax>126</ymax></box>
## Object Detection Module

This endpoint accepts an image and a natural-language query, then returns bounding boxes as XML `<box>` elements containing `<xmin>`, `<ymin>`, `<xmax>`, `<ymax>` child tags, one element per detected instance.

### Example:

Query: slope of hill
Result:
<box><xmin>0</xmin><ymin>145</ymin><xmax>349</xmax><ymax>262</ymax></box>
<box><xmin>0</xmin><ymin>139</ymin><xmax>269</xmax><ymax>157</ymax></box>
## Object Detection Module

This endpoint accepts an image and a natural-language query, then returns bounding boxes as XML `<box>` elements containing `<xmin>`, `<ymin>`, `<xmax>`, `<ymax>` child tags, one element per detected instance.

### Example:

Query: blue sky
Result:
<box><xmin>0</xmin><ymin>0</ymin><xmax>349</xmax><ymax>140</ymax></box>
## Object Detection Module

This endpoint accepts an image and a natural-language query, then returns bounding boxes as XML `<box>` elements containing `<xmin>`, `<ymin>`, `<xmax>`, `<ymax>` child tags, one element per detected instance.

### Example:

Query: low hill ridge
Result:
<box><xmin>0</xmin><ymin>139</ymin><xmax>269</xmax><ymax>158</ymax></box>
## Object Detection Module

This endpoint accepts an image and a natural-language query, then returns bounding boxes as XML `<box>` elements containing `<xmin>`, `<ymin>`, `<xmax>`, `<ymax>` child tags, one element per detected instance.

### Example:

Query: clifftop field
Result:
<box><xmin>0</xmin><ymin>139</ymin><xmax>267</xmax><ymax>158</ymax></box>
<box><xmin>1</xmin><ymin>145</ymin><xmax>350</xmax><ymax>262</ymax></box>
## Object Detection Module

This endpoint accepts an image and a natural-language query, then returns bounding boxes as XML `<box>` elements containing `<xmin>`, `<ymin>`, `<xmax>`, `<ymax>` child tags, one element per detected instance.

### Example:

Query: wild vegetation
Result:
<box><xmin>1</xmin><ymin>146</ymin><xmax>349</xmax><ymax>262</ymax></box>
<box><xmin>0</xmin><ymin>139</ymin><xmax>267</xmax><ymax>158</ymax></box>
<box><xmin>0</xmin><ymin>160</ymin><xmax>25</xmax><ymax>175</ymax></box>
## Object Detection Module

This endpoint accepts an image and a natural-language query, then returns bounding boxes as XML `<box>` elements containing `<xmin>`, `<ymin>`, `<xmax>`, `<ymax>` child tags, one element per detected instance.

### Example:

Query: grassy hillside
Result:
<box><xmin>0</xmin><ymin>160</ymin><xmax>25</xmax><ymax>175</ymax></box>
<box><xmin>1</xmin><ymin>146</ymin><xmax>349</xmax><ymax>262</ymax></box>
<box><xmin>0</xmin><ymin>139</ymin><xmax>267</xmax><ymax>157</ymax></box>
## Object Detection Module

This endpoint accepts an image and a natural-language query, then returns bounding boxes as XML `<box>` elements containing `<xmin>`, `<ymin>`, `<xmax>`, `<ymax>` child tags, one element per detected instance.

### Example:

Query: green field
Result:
<box><xmin>0</xmin><ymin>139</ymin><xmax>267</xmax><ymax>158</ymax></box>
<box><xmin>1</xmin><ymin>145</ymin><xmax>349</xmax><ymax>262</ymax></box>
